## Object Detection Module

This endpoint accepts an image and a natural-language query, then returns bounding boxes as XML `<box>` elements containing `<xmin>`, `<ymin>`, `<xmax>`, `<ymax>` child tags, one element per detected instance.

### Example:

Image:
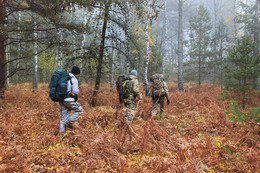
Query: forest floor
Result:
<box><xmin>0</xmin><ymin>83</ymin><xmax>259</xmax><ymax>172</ymax></box>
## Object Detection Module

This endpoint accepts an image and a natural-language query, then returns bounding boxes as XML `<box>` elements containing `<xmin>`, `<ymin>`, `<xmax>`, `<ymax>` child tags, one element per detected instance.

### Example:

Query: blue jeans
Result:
<box><xmin>59</xmin><ymin>101</ymin><xmax>83</xmax><ymax>133</ymax></box>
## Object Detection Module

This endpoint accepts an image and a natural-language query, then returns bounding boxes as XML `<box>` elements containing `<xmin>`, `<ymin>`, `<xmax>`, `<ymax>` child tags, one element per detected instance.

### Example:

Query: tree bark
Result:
<box><xmin>144</xmin><ymin>1</ymin><xmax>150</xmax><ymax>96</ymax></box>
<box><xmin>257</xmin><ymin>0</ymin><xmax>260</xmax><ymax>53</ymax></box>
<box><xmin>177</xmin><ymin>0</ymin><xmax>184</xmax><ymax>90</ymax></box>
<box><xmin>91</xmin><ymin>3</ymin><xmax>109</xmax><ymax>107</ymax></box>
<box><xmin>162</xmin><ymin>0</ymin><xmax>167</xmax><ymax>77</ymax></box>
<box><xmin>14</xmin><ymin>11</ymin><xmax>21</xmax><ymax>85</ymax></box>
<box><xmin>33</xmin><ymin>14</ymin><xmax>38</xmax><ymax>89</ymax></box>
<box><xmin>58</xmin><ymin>28</ymin><xmax>63</xmax><ymax>69</ymax></box>
<box><xmin>0</xmin><ymin>0</ymin><xmax>6</xmax><ymax>98</ymax></box>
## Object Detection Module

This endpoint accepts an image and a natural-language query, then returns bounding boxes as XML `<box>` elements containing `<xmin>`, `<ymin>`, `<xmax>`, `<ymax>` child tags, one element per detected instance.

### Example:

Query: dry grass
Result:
<box><xmin>0</xmin><ymin>83</ymin><xmax>259</xmax><ymax>172</ymax></box>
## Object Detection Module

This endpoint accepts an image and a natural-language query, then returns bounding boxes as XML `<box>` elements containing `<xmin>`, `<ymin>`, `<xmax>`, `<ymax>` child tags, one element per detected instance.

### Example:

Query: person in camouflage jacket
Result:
<box><xmin>122</xmin><ymin>70</ymin><xmax>141</xmax><ymax>124</ymax></box>
<box><xmin>149</xmin><ymin>74</ymin><xmax>170</xmax><ymax>117</ymax></box>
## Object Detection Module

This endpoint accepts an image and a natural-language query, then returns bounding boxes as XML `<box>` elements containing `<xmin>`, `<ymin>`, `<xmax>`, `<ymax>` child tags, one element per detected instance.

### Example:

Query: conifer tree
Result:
<box><xmin>224</xmin><ymin>35</ymin><xmax>259</xmax><ymax>109</ymax></box>
<box><xmin>188</xmin><ymin>3</ymin><xmax>212</xmax><ymax>86</ymax></box>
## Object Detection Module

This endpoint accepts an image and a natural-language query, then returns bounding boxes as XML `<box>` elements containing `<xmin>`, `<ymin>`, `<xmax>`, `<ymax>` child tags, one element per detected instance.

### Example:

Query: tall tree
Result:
<box><xmin>216</xmin><ymin>19</ymin><xmax>228</xmax><ymax>88</ymax></box>
<box><xmin>144</xmin><ymin>0</ymin><xmax>151</xmax><ymax>96</ymax></box>
<box><xmin>189</xmin><ymin>3</ymin><xmax>212</xmax><ymax>86</ymax></box>
<box><xmin>177</xmin><ymin>0</ymin><xmax>184</xmax><ymax>90</ymax></box>
<box><xmin>91</xmin><ymin>2</ymin><xmax>110</xmax><ymax>107</ymax></box>
<box><xmin>33</xmin><ymin>14</ymin><xmax>38</xmax><ymax>89</ymax></box>
<box><xmin>0</xmin><ymin>0</ymin><xmax>6</xmax><ymax>98</ymax></box>
<box><xmin>224</xmin><ymin>35</ymin><xmax>259</xmax><ymax>109</ymax></box>
<box><xmin>162</xmin><ymin>0</ymin><xmax>167</xmax><ymax>77</ymax></box>
<box><xmin>258</xmin><ymin>0</ymin><xmax>260</xmax><ymax>53</ymax></box>
<box><xmin>14</xmin><ymin>11</ymin><xmax>21</xmax><ymax>85</ymax></box>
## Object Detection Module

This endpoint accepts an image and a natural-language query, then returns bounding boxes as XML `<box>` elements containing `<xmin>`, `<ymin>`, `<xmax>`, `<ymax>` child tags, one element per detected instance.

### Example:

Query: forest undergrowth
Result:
<box><xmin>0</xmin><ymin>83</ymin><xmax>259</xmax><ymax>172</ymax></box>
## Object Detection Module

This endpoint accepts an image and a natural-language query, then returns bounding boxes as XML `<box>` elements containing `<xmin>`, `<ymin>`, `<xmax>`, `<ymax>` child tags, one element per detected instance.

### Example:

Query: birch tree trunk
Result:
<box><xmin>91</xmin><ymin>3</ymin><xmax>109</xmax><ymax>107</ymax></box>
<box><xmin>82</xmin><ymin>8</ymin><xmax>87</xmax><ymax>54</ymax></box>
<box><xmin>162</xmin><ymin>0</ymin><xmax>167</xmax><ymax>76</ymax></box>
<box><xmin>177</xmin><ymin>0</ymin><xmax>184</xmax><ymax>90</ymax></box>
<box><xmin>144</xmin><ymin>0</ymin><xmax>150</xmax><ymax>96</ymax></box>
<box><xmin>0</xmin><ymin>0</ymin><xmax>6</xmax><ymax>98</ymax></box>
<box><xmin>33</xmin><ymin>14</ymin><xmax>38</xmax><ymax>89</ymax></box>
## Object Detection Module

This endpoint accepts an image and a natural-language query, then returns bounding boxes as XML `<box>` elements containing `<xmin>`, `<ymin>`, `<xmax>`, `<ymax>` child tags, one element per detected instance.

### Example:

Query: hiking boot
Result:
<box><xmin>59</xmin><ymin>131</ymin><xmax>66</xmax><ymax>138</ymax></box>
<box><xmin>65</xmin><ymin>122</ymin><xmax>73</xmax><ymax>129</ymax></box>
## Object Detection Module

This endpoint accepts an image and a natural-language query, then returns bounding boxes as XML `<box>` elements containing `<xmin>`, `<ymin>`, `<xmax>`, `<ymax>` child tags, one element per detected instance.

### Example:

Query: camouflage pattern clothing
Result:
<box><xmin>59</xmin><ymin>101</ymin><xmax>83</xmax><ymax>133</ymax></box>
<box><xmin>123</xmin><ymin>75</ymin><xmax>140</xmax><ymax>124</ymax></box>
<box><xmin>59</xmin><ymin>73</ymin><xmax>83</xmax><ymax>136</ymax></box>
<box><xmin>149</xmin><ymin>80</ymin><xmax>169</xmax><ymax>116</ymax></box>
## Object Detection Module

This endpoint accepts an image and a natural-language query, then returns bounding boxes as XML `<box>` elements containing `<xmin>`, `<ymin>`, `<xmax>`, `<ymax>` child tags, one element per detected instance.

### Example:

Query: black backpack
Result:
<box><xmin>116</xmin><ymin>75</ymin><xmax>133</xmax><ymax>103</ymax></box>
<box><xmin>49</xmin><ymin>69</ymin><xmax>70</xmax><ymax>102</ymax></box>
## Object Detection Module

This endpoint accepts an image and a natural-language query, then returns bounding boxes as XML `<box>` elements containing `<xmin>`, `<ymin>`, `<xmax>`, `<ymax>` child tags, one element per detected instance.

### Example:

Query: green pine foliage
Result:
<box><xmin>224</xmin><ymin>35</ymin><xmax>259</xmax><ymax>109</ymax></box>
<box><xmin>188</xmin><ymin>3</ymin><xmax>212</xmax><ymax>85</ymax></box>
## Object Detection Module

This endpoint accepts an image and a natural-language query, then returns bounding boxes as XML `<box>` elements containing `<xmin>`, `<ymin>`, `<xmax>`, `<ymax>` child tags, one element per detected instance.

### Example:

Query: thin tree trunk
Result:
<box><xmin>33</xmin><ymin>14</ymin><xmax>38</xmax><ymax>89</ymax></box>
<box><xmin>177</xmin><ymin>0</ymin><xmax>184</xmax><ymax>90</ymax></box>
<box><xmin>91</xmin><ymin>3</ymin><xmax>109</xmax><ymax>107</ymax></box>
<box><xmin>5</xmin><ymin>38</ymin><xmax>9</xmax><ymax>88</ymax></box>
<box><xmin>82</xmin><ymin>8</ymin><xmax>87</xmax><ymax>55</ymax></box>
<box><xmin>233</xmin><ymin>0</ymin><xmax>238</xmax><ymax>43</ymax></box>
<box><xmin>0</xmin><ymin>0</ymin><xmax>6</xmax><ymax>98</ymax></box>
<box><xmin>162</xmin><ymin>0</ymin><xmax>167</xmax><ymax>76</ymax></box>
<box><xmin>257</xmin><ymin>0</ymin><xmax>260</xmax><ymax>53</ymax></box>
<box><xmin>220</xmin><ymin>37</ymin><xmax>223</xmax><ymax>89</ymax></box>
<box><xmin>53</xmin><ymin>48</ymin><xmax>57</xmax><ymax>73</ymax></box>
<box><xmin>110</xmin><ymin>45</ymin><xmax>115</xmax><ymax>91</ymax></box>
<box><xmin>198</xmin><ymin>53</ymin><xmax>201</xmax><ymax>86</ymax></box>
<box><xmin>213</xmin><ymin>0</ymin><xmax>218</xmax><ymax>83</ymax></box>
<box><xmin>58</xmin><ymin>28</ymin><xmax>63</xmax><ymax>69</ymax></box>
<box><xmin>5</xmin><ymin>9</ymin><xmax>9</xmax><ymax>88</ymax></box>
<box><xmin>14</xmin><ymin>11</ymin><xmax>21</xmax><ymax>85</ymax></box>
<box><xmin>144</xmin><ymin>1</ymin><xmax>150</xmax><ymax>96</ymax></box>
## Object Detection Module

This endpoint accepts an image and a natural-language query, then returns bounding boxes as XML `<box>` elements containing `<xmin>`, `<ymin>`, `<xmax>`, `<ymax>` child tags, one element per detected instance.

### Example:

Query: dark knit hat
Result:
<box><xmin>71</xmin><ymin>66</ymin><xmax>80</xmax><ymax>75</ymax></box>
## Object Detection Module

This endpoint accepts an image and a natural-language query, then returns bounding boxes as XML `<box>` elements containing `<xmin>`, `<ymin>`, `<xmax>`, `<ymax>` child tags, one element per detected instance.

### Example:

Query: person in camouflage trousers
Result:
<box><xmin>149</xmin><ymin>74</ymin><xmax>170</xmax><ymax>117</ymax></box>
<box><xmin>59</xmin><ymin>66</ymin><xmax>83</xmax><ymax>137</ymax></box>
<box><xmin>122</xmin><ymin>70</ymin><xmax>141</xmax><ymax>124</ymax></box>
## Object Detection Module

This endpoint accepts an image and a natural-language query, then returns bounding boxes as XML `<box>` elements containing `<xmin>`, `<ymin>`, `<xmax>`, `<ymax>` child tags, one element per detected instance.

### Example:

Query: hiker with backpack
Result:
<box><xmin>49</xmin><ymin>66</ymin><xmax>83</xmax><ymax>137</ymax></box>
<box><xmin>149</xmin><ymin>74</ymin><xmax>170</xmax><ymax>117</ymax></box>
<box><xmin>116</xmin><ymin>70</ymin><xmax>142</xmax><ymax>124</ymax></box>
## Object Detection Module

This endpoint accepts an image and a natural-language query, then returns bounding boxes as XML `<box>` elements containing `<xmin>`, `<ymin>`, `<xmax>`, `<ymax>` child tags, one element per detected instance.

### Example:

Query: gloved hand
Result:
<box><xmin>71</xmin><ymin>93</ymin><xmax>78</xmax><ymax>101</ymax></box>
<box><xmin>138</xmin><ymin>93</ymin><xmax>142</xmax><ymax>100</ymax></box>
<box><xmin>167</xmin><ymin>99</ymin><xmax>170</xmax><ymax>105</ymax></box>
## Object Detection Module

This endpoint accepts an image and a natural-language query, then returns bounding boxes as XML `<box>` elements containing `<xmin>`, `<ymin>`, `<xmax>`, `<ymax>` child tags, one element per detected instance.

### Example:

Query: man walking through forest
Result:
<box><xmin>59</xmin><ymin>66</ymin><xmax>83</xmax><ymax>137</ymax></box>
<box><xmin>149</xmin><ymin>74</ymin><xmax>170</xmax><ymax>117</ymax></box>
<box><xmin>117</xmin><ymin>69</ymin><xmax>142</xmax><ymax>125</ymax></box>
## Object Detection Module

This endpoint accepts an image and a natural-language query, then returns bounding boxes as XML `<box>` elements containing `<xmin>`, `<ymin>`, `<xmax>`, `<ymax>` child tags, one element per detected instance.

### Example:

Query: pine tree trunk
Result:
<box><xmin>110</xmin><ymin>39</ymin><xmax>115</xmax><ymax>91</ymax></box>
<box><xmin>33</xmin><ymin>15</ymin><xmax>38</xmax><ymax>89</ymax></box>
<box><xmin>91</xmin><ymin>3</ymin><xmax>109</xmax><ymax>107</ymax></box>
<box><xmin>5</xmin><ymin>38</ymin><xmax>9</xmax><ymax>88</ymax></box>
<box><xmin>14</xmin><ymin>11</ymin><xmax>21</xmax><ymax>85</ymax></box>
<box><xmin>220</xmin><ymin>37</ymin><xmax>223</xmax><ymax>89</ymax></box>
<box><xmin>177</xmin><ymin>0</ymin><xmax>184</xmax><ymax>90</ymax></box>
<box><xmin>5</xmin><ymin>9</ymin><xmax>9</xmax><ymax>88</ymax></box>
<box><xmin>0</xmin><ymin>0</ymin><xmax>6</xmax><ymax>98</ymax></box>
<box><xmin>257</xmin><ymin>0</ymin><xmax>260</xmax><ymax>53</ymax></box>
